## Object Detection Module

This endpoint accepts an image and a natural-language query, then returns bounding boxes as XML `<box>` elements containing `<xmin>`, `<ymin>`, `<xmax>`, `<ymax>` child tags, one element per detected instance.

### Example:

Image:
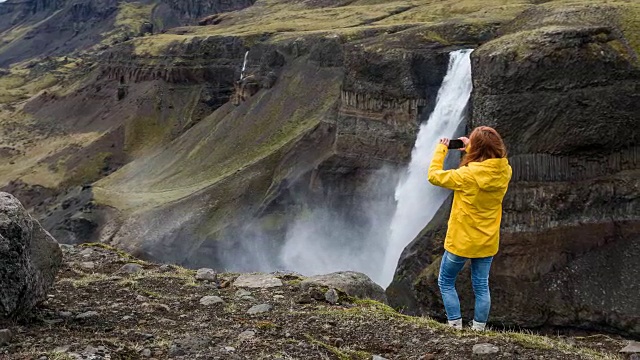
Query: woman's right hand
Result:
<box><xmin>459</xmin><ymin>136</ymin><xmax>469</xmax><ymax>151</ymax></box>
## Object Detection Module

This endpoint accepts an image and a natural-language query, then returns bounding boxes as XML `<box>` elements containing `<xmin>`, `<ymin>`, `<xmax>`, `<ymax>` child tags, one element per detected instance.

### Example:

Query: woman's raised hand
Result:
<box><xmin>459</xmin><ymin>136</ymin><xmax>469</xmax><ymax>151</ymax></box>
<box><xmin>439</xmin><ymin>138</ymin><xmax>450</xmax><ymax>147</ymax></box>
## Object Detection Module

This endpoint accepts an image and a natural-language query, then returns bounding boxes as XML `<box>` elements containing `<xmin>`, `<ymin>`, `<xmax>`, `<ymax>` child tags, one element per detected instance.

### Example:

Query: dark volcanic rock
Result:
<box><xmin>301</xmin><ymin>271</ymin><xmax>387</xmax><ymax>303</ymax></box>
<box><xmin>0</xmin><ymin>192</ymin><xmax>62</xmax><ymax>318</ymax></box>
<box><xmin>387</xmin><ymin>23</ymin><xmax>640</xmax><ymax>336</ymax></box>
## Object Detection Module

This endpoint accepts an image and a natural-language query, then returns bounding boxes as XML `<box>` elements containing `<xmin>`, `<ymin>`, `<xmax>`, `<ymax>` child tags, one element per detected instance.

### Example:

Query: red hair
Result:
<box><xmin>460</xmin><ymin>126</ymin><xmax>507</xmax><ymax>167</ymax></box>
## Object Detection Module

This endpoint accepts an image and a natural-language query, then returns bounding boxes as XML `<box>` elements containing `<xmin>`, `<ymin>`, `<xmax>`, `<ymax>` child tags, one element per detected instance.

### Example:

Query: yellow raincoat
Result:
<box><xmin>428</xmin><ymin>144</ymin><xmax>512</xmax><ymax>258</ymax></box>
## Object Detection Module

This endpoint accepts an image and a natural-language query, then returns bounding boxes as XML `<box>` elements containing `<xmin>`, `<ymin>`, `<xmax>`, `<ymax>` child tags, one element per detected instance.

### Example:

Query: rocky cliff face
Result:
<box><xmin>387</xmin><ymin>5</ymin><xmax>640</xmax><ymax>337</ymax></box>
<box><xmin>164</xmin><ymin>0</ymin><xmax>256</xmax><ymax>18</ymax></box>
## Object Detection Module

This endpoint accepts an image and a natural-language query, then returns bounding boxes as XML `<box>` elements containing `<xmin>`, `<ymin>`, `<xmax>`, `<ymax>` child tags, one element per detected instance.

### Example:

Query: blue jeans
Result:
<box><xmin>438</xmin><ymin>250</ymin><xmax>493</xmax><ymax>323</ymax></box>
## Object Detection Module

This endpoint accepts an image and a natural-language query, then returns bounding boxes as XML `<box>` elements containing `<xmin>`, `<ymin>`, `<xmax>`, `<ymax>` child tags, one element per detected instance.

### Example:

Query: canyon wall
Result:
<box><xmin>387</xmin><ymin>5</ymin><xmax>640</xmax><ymax>336</ymax></box>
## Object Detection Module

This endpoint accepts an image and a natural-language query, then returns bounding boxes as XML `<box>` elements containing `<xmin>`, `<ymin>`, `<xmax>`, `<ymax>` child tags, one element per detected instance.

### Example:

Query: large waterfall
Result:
<box><xmin>379</xmin><ymin>49</ymin><xmax>473</xmax><ymax>286</ymax></box>
<box><xmin>226</xmin><ymin>49</ymin><xmax>474</xmax><ymax>287</ymax></box>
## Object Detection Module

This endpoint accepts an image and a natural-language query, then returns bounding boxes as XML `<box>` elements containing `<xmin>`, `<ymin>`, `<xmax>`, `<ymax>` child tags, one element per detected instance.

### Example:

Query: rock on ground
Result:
<box><xmin>247</xmin><ymin>304</ymin><xmax>272</xmax><ymax>315</ymax></box>
<box><xmin>325</xmin><ymin>288</ymin><xmax>339</xmax><ymax>304</ymax></box>
<box><xmin>621</xmin><ymin>341</ymin><xmax>640</xmax><ymax>353</ymax></box>
<box><xmin>234</xmin><ymin>273</ymin><xmax>283</xmax><ymax>288</ymax></box>
<box><xmin>75</xmin><ymin>311</ymin><xmax>98</xmax><ymax>319</ymax></box>
<box><xmin>372</xmin><ymin>356</ymin><xmax>389</xmax><ymax>360</ymax></box>
<box><xmin>473</xmin><ymin>343</ymin><xmax>499</xmax><ymax>355</ymax></box>
<box><xmin>199</xmin><ymin>296</ymin><xmax>224</xmax><ymax>306</ymax></box>
<box><xmin>300</xmin><ymin>272</ymin><xmax>387</xmax><ymax>303</ymax></box>
<box><xmin>119</xmin><ymin>263</ymin><xmax>143</xmax><ymax>274</ymax></box>
<box><xmin>0</xmin><ymin>328</ymin><xmax>12</xmax><ymax>345</ymax></box>
<box><xmin>195</xmin><ymin>268</ymin><xmax>217</xmax><ymax>281</ymax></box>
<box><xmin>0</xmin><ymin>192</ymin><xmax>63</xmax><ymax>318</ymax></box>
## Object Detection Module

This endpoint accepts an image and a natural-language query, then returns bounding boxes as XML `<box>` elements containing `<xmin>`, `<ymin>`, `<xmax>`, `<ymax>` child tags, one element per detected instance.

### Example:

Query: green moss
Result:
<box><xmin>304</xmin><ymin>334</ymin><xmax>370</xmax><ymax>360</ymax></box>
<box><xmin>0</xmin><ymin>74</ymin><xmax>26</xmax><ymax>89</ymax></box>
<box><xmin>286</xmin><ymin>279</ymin><xmax>303</xmax><ymax>286</ymax></box>
<box><xmin>420</xmin><ymin>30</ymin><xmax>450</xmax><ymax>45</ymax></box>
<box><xmin>131</xmin><ymin>34</ymin><xmax>188</xmax><ymax>56</ymax></box>
<box><xmin>47</xmin><ymin>352</ymin><xmax>75</xmax><ymax>360</ymax></box>
<box><xmin>116</xmin><ymin>2</ymin><xmax>155</xmax><ymax>29</ymax></box>
<box><xmin>256</xmin><ymin>320</ymin><xmax>278</xmax><ymax>330</ymax></box>
<box><xmin>98</xmin><ymin>2</ymin><xmax>155</xmax><ymax>46</ymax></box>
<box><xmin>63</xmin><ymin>152</ymin><xmax>112</xmax><ymax>186</ymax></box>
<box><xmin>80</xmin><ymin>242</ymin><xmax>138</xmax><ymax>261</ymax></box>
<box><xmin>124</xmin><ymin>116</ymin><xmax>169</xmax><ymax>155</ymax></box>
<box><xmin>62</xmin><ymin>273</ymin><xmax>124</xmax><ymax>288</ymax></box>
<box><xmin>619</xmin><ymin>3</ymin><xmax>640</xmax><ymax>59</ymax></box>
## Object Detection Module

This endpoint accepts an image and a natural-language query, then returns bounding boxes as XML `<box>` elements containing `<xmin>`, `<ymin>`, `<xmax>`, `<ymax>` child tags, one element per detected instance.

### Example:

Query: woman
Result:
<box><xmin>427</xmin><ymin>126</ymin><xmax>512</xmax><ymax>331</ymax></box>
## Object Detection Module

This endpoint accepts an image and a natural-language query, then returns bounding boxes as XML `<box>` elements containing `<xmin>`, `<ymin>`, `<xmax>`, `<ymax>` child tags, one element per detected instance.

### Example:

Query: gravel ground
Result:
<box><xmin>0</xmin><ymin>244</ymin><xmax>629</xmax><ymax>360</ymax></box>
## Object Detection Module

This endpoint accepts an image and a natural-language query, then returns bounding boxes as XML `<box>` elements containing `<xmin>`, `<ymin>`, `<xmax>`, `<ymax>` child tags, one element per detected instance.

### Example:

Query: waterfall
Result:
<box><xmin>227</xmin><ymin>49</ymin><xmax>473</xmax><ymax>287</ymax></box>
<box><xmin>240</xmin><ymin>51</ymin><xmax>249</xmax><ymax>80</ymax></box>
<box><xmin>379</xmin><ymin>49</ymin><xmax>473</xmax><ymax>286</ymax></box>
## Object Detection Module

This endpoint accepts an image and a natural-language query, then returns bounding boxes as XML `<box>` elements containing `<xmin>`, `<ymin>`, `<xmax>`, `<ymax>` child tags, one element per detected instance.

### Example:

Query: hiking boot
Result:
<box><xmin>448</xmin><ymin>318</ymin><xmax>462</xmax><ymax>330</ymax></box>
<box><xmin>471</xmin><ymin>320</ymin><xmax>487</xmax><ymax>331</ymax></box>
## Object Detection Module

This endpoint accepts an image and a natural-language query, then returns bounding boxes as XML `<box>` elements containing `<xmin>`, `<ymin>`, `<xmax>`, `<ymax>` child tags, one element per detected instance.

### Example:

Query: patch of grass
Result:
<box><xmin>24</xmin><ymin>73</ymin><xmax>59</xmax><ymax>93</ymax></box>
<box><xmin>47</xmin><ymin>352</ymin><xmax>76</xmax><ymax>360</ymax></box>
<box><xmin>186</xmin><ymin>1</ymin><xmax>418</xmax><ymax>37</ymax></box>
<box><xmin>171</xmin><ymin>265</ymin><xmax>198</xmax><ymax>285</ymax></box>
<box><xmin>618</xmin><ymin>3</ymin><xmax>640</xmax><ymax>59</ymax></box>
<box><xmin>486</xmin><ymin>330</ymin><xmax>621</xmax><ymax>360</ymax></box>
<box><xmin>63</xmin><ymin>152</ymin><xmax>112</xmax><ymax>186</ymax></box>
<box><xmin>136</xmin><ymin>286</ymin><xmax>163</xmax><ymax>299</ymax></box>
<box><xmin>99</xmin><ymin>1</ymin><xmax>155</xmax><ymax>46</ymax></box>
<box><xmin>224</xmin><ymin>302</ymin><xmax>238</xmax><ymax>313</ymax></box>
<box><xmin>0</xmin><ymin>74</ymin><xmax>26</xmax><ymax>89</ymax></box>
<box><xmin>117</xmin><ymin>278</ymin><xmax>138</xmax><ymax>287</ymax></box>
<box><xmin>61</xmin><ymin>273</ymin><xmax>117</xmax><ymax>287</ymax></box>
<box><xmin>80</xmin><ymin>242</ymin><xmax>139</xmax><ymax>261</ymax></box>
<box><xmin>116</xmin><ymin>2</ymin><xmax>155</xmax><ymax>30</ymax></box>
<box><xmin>328</xmin><ymin>299</ymin><xmax>615</xmax><ymax>359</ymax></box>
<box><xmin>304</xmin><ymin>334</ymin><xmax>370</xmax><ymax>360</ymax></box>
<box><xmin>256</xmin><ymin>320</ymin><xmax>278</xmax><ymax>330</ymax></box>
<box><xmin>285</xmin><ymin>279</ymin><xmax>303</xmax><ymax>286</ymax></box>
<box><xmin>131</xmin><ymin>34</ymin><xmax>189</xmax><ymax>56</ymax></box>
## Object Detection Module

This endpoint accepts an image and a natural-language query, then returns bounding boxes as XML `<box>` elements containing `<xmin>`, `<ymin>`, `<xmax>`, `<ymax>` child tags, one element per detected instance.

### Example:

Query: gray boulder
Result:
<box><xmin>301</xmin><ymin>272</ymin><xmax>387</xmax><ymax>304</ymax></box>
<box><xmin>234</xmin><ymin>273</ymin><xmax>282</xmax><ymax>288</ymax></box>
<box><xmin>0</xmin><ymin>192</ymin><xmax>62</xmax><ymax>317</ymax></box>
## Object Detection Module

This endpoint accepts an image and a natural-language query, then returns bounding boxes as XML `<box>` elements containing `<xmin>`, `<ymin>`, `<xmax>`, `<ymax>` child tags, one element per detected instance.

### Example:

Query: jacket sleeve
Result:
<box><xmin>428</xmin><ymin>143</ymin><xmax>468</xmax><ymax>190</ymax></box>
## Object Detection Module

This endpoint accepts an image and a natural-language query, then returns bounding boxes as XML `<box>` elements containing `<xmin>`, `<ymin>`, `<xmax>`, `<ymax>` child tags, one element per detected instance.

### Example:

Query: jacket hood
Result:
<box><xmin>468</xmin><ymin>158</ymin><xmax>512</xmax><ymax>191</ymax></box>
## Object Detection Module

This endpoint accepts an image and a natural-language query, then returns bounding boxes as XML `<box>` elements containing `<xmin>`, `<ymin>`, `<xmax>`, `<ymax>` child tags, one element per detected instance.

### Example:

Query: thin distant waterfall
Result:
<box><xmin>240</xmin><ymin>51</ymin><xmax>249</xmax><ymax>80</ymax></box>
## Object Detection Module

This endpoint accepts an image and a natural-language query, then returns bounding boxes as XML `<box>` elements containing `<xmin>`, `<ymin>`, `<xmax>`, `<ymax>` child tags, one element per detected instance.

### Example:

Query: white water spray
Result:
<box><xmin>240</xmin><ymin>51</ymin><xmax>249</xmax><ymax>80</ymax></box>
<box><xmin>379</xmin><ymin>49</ymin><xmax>473</xmax><ymax>286</ymax></box>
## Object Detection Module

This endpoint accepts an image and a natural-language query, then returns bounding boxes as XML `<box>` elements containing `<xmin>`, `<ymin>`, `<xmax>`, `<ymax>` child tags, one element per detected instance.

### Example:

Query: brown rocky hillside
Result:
<box><xmin>0</xmin><ymin>244</ymin><xmax>630</xmax><ymax>359</ymax></box>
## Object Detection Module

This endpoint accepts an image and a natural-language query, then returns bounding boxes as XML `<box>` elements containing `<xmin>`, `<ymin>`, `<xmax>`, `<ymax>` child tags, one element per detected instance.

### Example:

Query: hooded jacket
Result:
<box><xmin>428</xmin><ymin>144</ymin><xmax>512</xmax><ymax>258</ymax></box>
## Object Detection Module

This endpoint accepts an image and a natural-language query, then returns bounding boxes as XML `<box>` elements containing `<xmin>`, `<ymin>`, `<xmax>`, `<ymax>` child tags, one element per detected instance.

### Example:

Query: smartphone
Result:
<box><xmin>448</xmin><ymin>139</ymin><xmax>465</xmax><ymax>150</ymax></box>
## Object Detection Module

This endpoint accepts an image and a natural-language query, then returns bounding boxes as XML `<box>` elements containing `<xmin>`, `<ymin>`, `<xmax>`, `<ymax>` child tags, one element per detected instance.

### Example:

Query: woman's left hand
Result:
<box><xmin>439</xmin><ymin>138</ymin><xmax>450</xmax><ymax>147</ymax></box>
